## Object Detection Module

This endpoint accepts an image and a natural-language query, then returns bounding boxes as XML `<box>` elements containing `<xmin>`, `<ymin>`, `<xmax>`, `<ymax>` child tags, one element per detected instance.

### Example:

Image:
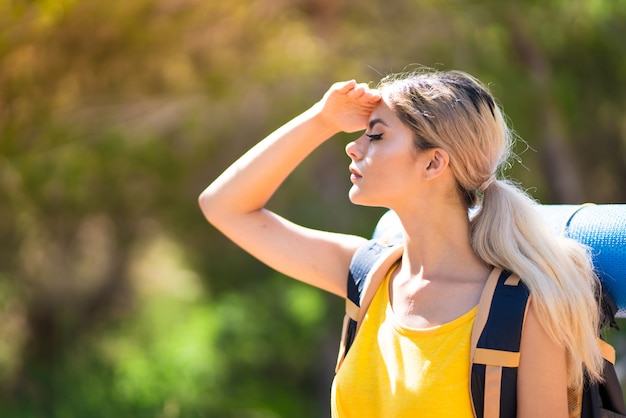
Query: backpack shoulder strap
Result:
<box><xmin>578</xmin><ymin>289</ymin><xmax>626</xmax><ymax>418</ymax></box>
<box><xmin>472</xmin><ymin>272</ymin><xmax>626</xmax><ymax>418</ymax></box>
<box><xmin>470</xmin><ymin>269</ymin><xmax>531</xmax><ymax>418</ymax></box>
<box><xmin>335</xmin><ymin>240</ymin><xmax>403</xmax><ymax>372</ymax></box>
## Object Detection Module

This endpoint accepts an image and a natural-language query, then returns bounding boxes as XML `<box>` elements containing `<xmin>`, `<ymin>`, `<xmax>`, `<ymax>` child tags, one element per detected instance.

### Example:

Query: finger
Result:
<box><xmin>336</xmin><ymin>80</ymin><xmax>357</xmax><ymax>93</ymax></box>
<box><xmin>348</xmin><ymin>83</ymin><xmax>370</xmax><ymax>99</ymax></box>
<box><xmin>363</xmin><ymin>88</ymin><xmax>382</xmax><ymax>102</ymax></box>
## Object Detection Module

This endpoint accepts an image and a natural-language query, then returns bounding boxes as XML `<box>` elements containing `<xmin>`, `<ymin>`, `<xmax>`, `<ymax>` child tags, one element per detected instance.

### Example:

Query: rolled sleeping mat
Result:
<box><xmin>371</xmin><ymin>204</ymin><xmax>626</xmax><ymax>317</ymax></box>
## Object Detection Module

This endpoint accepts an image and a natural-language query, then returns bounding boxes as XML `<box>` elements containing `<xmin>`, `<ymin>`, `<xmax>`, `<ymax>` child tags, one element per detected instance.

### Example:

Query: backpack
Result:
<box><xmin>335</xmin><ymin>238</ymin><xmax>626</xmax><ymax>418</ymax></box>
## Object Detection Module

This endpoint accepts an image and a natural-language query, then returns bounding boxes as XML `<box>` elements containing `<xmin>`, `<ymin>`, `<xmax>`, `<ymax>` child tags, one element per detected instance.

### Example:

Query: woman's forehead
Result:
<box><xmin>369</xmin><ymin>97</ymin><xmax>399</xmax><ymax>126</ymax></box>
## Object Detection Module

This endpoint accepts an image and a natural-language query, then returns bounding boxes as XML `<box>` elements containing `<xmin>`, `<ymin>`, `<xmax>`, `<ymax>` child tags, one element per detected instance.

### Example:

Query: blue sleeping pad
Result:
<box><xmin>372</xmin><ymin>204</ymin><xmax>626</xmax><ymax>317</ymax></box>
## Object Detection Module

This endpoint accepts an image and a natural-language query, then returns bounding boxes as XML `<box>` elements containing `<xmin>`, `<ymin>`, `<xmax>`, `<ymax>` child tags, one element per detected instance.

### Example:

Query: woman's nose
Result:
<box><xmin>345</xmin><ymin>137</ymin><xmax>364</xmax><ymax>160</ymax></box>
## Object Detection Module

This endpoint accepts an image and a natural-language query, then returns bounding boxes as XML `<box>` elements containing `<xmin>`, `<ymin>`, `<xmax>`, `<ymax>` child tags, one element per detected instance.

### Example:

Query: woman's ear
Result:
<box><xmin>424</xmin><ymin>149</ymin><xmax>450</xmax><ymax>179</ymax></box>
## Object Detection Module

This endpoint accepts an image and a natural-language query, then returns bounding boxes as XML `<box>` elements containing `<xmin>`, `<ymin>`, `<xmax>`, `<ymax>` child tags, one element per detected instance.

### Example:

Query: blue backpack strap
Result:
<box><xmin>471</xmin><ymin>270</ymin><xmax>530</xmax><ymax>418</ymax></box>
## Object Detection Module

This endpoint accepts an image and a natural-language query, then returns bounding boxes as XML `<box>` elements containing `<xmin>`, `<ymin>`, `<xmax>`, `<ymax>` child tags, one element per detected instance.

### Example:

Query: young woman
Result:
<box><xmin>198</xmin><ymin>69</ymin><xmax>603</xmax><ymax>417</ymax></box>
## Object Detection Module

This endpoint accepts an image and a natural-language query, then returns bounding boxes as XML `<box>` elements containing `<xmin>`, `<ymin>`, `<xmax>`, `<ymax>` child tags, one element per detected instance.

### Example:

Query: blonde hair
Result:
<box><xmin>379</xmin><ymin>69</ymin><xmax>603</xmax><ymax>387</ymax></box>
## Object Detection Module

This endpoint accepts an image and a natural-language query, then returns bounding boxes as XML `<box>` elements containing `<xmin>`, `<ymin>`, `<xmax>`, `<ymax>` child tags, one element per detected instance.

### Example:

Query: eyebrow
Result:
<box><xmin>368</xmin><ymin>118</ymin><xmax>389</xmax><ymax>130</ymax></box>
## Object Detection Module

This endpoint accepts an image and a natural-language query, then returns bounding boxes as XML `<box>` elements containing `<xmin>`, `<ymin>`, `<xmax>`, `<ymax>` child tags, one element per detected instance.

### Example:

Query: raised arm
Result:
<box><xmin>198</xmin><ymin>81</ymin><xmax>381</xmax><ymax>297</ymax></box>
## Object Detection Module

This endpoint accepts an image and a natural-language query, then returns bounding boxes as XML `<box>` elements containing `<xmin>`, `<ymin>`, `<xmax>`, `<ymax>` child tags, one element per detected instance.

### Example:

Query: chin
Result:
<box><xmin>348</xmin><ymin>189</ymin><xmax>379</xmax><ymax>207</ymax></box>
<box><xmin>348</xmin><ymin>188</ymin><xmax>362</xmax><ymax>204</ymax></box>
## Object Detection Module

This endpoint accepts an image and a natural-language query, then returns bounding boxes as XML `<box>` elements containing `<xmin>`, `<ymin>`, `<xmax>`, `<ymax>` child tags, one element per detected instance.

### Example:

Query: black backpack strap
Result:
<box><xmin>579</xmin><ymin>289</ymin><xmax>626</xmax><ymax>418</ymax></box>
<box><xmin>335</xmin><ymin>239</ymin><xmax>400</xmax><ymax>372</ymax></box>
<box><xmin>470</xmin><ymin>270</ymin><xmax>530</xmax><ymax>418</ymax></box>
<box><xmin>471</xmin><ymin>275</ymin><xmax>626</xmax><ymax>418</ymax></box>
<box><xmin>347</xmin><ymin>240</ymin><xmax>392</xmax><ymax>315</ymax></box>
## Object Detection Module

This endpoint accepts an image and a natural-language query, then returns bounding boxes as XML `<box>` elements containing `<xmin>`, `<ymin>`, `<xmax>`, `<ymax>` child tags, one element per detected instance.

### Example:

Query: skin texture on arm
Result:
<box><xmin>517</xmin><ymin>303</ymin><xmax>569</xmax><ymax>418</ymax></box>
<box><xmin>198</xmin><ymin>81</ymin><xmax>381</xmax><ymax>296</ymax></box>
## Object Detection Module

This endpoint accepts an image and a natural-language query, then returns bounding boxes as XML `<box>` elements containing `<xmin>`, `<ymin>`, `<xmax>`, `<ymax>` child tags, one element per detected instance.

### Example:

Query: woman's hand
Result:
<box><xmin>314</xmin><ymin>80</ymin><xmax>382</xmax><ymax>134</ymax></box>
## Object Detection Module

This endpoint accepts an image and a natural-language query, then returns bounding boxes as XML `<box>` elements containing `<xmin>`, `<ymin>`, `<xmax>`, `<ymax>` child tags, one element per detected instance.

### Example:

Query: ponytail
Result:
<box><xmin>471</xmin><ymin>180</ymin><xmax>603</xmax><ymax>387</ymax></box>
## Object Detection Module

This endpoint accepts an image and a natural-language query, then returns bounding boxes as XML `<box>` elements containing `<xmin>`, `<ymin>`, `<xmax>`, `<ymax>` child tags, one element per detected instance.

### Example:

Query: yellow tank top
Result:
<box><xmin>331</xmin><ymin>265</ymin><xmax>477</xmax><ymax>418</ymax></box>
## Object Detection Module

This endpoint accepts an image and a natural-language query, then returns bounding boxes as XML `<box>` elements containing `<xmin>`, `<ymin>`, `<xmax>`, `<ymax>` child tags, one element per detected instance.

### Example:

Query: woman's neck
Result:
<box><xmin>394</xmin><ymin>203</ymin><xmax>489</xmax><ymax>281</ymax></box>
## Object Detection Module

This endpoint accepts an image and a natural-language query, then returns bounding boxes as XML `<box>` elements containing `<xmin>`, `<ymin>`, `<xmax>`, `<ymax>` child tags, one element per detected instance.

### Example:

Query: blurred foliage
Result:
<box><xmin>0</xmin><ymin>0</ymin><xmax>625</xmax><ymax>416</ymax></box>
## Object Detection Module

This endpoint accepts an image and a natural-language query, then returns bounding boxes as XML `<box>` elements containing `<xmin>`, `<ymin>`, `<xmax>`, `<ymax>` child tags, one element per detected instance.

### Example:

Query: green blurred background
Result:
<box><xmin>1</xmin><ymin>0</ymin><xmax>625</xmax><ymax>417</ymax></box>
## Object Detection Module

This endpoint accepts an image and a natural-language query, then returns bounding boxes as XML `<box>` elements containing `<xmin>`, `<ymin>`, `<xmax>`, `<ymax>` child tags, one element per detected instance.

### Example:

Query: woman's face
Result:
<box><xmin>345</xmin><ymin>96</ymin><xmax>430</xmax><ymax>208</ymax></box>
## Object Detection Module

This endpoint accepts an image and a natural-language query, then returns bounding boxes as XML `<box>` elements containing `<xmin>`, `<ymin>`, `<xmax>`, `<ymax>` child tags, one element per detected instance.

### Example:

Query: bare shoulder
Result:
<box><xmin>517</xmin><ymin>302</ymin><xmax>569</xmax><ymax>418</ymax></box>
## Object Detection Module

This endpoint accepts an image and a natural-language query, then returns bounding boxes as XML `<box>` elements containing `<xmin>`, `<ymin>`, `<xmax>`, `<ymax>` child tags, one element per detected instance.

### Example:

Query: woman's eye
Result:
<box><xmin>366</xmin><ymin>133</ymin><xmax>383</xmax><ymax>141</ymax></box>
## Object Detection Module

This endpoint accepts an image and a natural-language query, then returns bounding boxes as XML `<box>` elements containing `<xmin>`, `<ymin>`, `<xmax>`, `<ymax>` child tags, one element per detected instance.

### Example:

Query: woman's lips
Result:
<box><xmin>349</xmin><ymin>165</ymin><xmax>362</xmax><ymax>182</ymax></box>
